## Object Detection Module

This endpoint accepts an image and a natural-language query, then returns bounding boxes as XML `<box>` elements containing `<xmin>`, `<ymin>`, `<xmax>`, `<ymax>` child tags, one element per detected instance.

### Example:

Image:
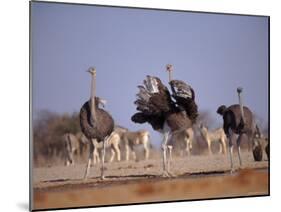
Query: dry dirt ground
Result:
<box><xmin>33</xmin><ymin>151</ymin><xmax>269</xmax><ymax>210</ymax></box>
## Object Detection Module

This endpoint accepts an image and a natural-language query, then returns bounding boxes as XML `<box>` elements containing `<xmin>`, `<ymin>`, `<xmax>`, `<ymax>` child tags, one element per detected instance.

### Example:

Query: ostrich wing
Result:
<box><xmin>131</xmin><ymin>112</ymin><xmax>165</xmax><ymax>131</ymax></box>
<box><xmin>132</xmin><ymin>75</ymin><xmax>175</xmax><ymax>130</ymax></box>
<box><xmin>225</xmin><ymin>104</ymin><xmax>254</xmax><ymax>134</ymax></box>
<box><xmin>170</xmin><ymin>80</ymin><xmax>194</xmax><ymax>99</ymax></box>
<box><xmin>134</xmin><ymin>75</ymin><xmax>174</xmax><ymax>114</ymax></box>
<box><xmin>80</xmin><ymin>101</ymin><xmax>114</xmax><ymax>142</ymax></box>
<box><xmin>169</xmin><ymin>80</ymin><xmax>198</xmax><ymax>124</ymax></box>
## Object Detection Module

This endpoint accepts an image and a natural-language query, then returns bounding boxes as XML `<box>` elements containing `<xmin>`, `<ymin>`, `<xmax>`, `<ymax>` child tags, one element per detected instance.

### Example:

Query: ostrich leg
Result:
<box><xmin>101</xmin><ymin>137</ymin><xmax>108</xmax><ymax>180</ymax></box>
<box><xmin>162</xmin><ymin>131</ymin><xmax>174</xmax><ymax>177</ymax></box>
<box><xmin>167</xmin><ymin>145</ymin><xmax>173</xmax><ymax>173</ymax></box>
<box><xmin>227</xmin><ymin>131</ymin><xmax>235</xmax><ymax>173</ymax></box>
<box><xmin>167</xmin><ymin>145</ymin><xmax>173</xmax><ymax>162</ymax></box>
<box><xmin>228</xmin><ymin>142</ymin><xmax>234</xmax><ymax>172</ymax></box>
<box><xmin>93</xmin><ymin>146</ymin><xmax>100</xmax><ymax>164</ymax></box>
<box><xmin>237</xmin><ymin>133</ymin><xmax>245</xmax><ymax>167</ymax></box>
<box><xmin>161</xmin><ymin>131</ymin><xmax>169</xmax><ymax>177</ymax></box>
<box><xmin>84</xmin><ymin>139</ymin><xmax>94</xmax><ymax>179</ymax></box>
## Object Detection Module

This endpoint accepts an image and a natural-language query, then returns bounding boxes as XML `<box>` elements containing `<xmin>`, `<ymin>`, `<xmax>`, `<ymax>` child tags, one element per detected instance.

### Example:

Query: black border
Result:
<box><xmin>29</xmin><ymin>1</ymin><xmax>270</xmax><ymax>211</ymax></box>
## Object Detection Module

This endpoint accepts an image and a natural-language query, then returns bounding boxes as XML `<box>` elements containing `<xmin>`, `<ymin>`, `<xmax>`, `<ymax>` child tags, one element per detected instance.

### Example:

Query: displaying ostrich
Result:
<box><xmin>217</xmin><ymin>87</ymin><xmax>262</xmax><ymax>172</ymax></box>
<box><xmin>131</xmin><ymin>64</ymin><xmax>198</xmax><ymax>177</ymax></box>
<box><xmin>80</xmin><ymin>67</ymin><xmax>114</xmax><ymax>179</ymax></box>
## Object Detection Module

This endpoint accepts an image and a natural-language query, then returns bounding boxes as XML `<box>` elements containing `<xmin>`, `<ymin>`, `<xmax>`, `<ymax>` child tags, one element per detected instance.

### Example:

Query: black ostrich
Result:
<box><xmin>131</xmin><ymin>65</ymin><xmax>198</xmax><ymax>177</ymax></box>
<box><xmin>217</xmin><ymin>87</ymin><xmax>262</xmax><ymax>172</ymax></box>
<box><xmin>80</xmin><ymin>67</ymin><xmax>114</xmax><ymax>179</ymax></box>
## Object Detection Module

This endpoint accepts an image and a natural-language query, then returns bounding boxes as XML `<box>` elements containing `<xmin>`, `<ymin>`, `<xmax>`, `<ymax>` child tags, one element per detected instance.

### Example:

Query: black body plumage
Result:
<box><xmin>131</xmin><ymin>75</ymin><xmax>198</xmax><ymax>132</ymax></box>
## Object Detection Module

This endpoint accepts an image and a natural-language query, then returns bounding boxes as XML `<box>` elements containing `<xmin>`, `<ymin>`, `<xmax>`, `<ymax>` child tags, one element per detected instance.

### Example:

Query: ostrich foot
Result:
<box><xmin>162</xmin><ymin>171</ymin><xmax>176</xmax><ymax>178</ymax></box>
<box><xmin>162</xmin><ymin>171</ymin><xmax>170</xmax><ymax>178</ymax></box>
<box><xmin>83</xmin><ymin>169</ymin><xmax>90</xmax><ymax>180</ymax></box>
<box><xmin>230</xmin><ymin>168</ymin><xmax>236</xmax><ymax>174</ymax></box>
<box><xmin>100</xmin><ymin>167</ymin><xmax>107</xmax><ymax>180</ymax></box>
<box><xmin>83</xmin><ymin>174</ymin><xmax>89</xmax><ymax>180</ymax></box>
<box><xmin>167</xmin><ymin>171</ymin><xmax>176</xmax><ymax>178</ymax></box>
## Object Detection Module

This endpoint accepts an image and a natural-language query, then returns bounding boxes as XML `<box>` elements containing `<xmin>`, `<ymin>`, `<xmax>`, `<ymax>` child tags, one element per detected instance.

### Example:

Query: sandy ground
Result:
<box><xmin>33</xmin><ymin>151</ymin><xmax>269</xmax><ymax>210</ymax></box>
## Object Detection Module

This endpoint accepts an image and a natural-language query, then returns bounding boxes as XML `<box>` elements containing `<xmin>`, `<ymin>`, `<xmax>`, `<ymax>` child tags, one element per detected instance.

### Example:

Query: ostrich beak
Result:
<box><xmin>87</xmin><ymin>67</ymin><xmax>96</xmax><ymax>75</ymax></box>
<box><xmin>99</xmin><ymin>98</ymin><xmax>107</xmax><ymax>108</ymax></box>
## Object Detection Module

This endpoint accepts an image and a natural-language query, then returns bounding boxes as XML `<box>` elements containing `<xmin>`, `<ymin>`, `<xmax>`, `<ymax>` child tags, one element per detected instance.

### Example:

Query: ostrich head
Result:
<box><xmin>237</xmin><ymin>87</ymin><xmax>243</xmax><ymax>94</ymax></box>
<box><xmin>87</xmin><ymin>67</ymin><xmax>96</xmax><ymax>76</ymax></box>
<box><xmin>217</xmin><ymin>105</ymin><xmax>227</xmax><ymax>116</ymax></box>
<box><xmin>166</xmin><ymin>64</ymin><xmax>173</xmax><ymax>72</ymax></box>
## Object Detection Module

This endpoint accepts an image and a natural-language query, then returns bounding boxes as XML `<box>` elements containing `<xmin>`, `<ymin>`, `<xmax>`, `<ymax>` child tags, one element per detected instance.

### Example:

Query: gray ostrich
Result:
<box><xmin>217</xmin><ymin>87</ymin><xmax>261</xmax><ymax>172</ymax></box>
<box><xmin>80</xmin><ymin>67</ymin><xmax>114</xmax><ymax>179</ymax></box>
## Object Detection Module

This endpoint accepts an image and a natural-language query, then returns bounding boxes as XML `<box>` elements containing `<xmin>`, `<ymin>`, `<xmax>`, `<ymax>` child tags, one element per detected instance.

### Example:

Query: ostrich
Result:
<box><xmin>216</xmin><ymin>87</ymin><xmax>262</xmax><ymax>172</ymax></box>
<box><xmin>131</xmin><ymin>64</ymin><xmax>198</xmax><ymax>177</ymax></box>
<box><xmin>80</xmin><ymin>67</ymin><xmax>114</xmax><ymax>179</ymax></box>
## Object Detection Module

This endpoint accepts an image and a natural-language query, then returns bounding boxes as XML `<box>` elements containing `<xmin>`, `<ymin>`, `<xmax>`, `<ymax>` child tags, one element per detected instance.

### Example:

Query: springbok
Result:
<box><xmin>252</xmin><ymin>126</ymin><xmax>269</xmax><ymax>161</ymax></box>
<box><xmin>91</xmin><ymin>127</ymin><xmax>151</xmax><ymax>162</ymax></box>
<box><xmin>199</xmin><ymin>124</ymin><xmax>227</xmax><ymax>155</ymax></box>
<box><xmin>167</xmin><ymin>127</ymin><xmax>194</xmax><ymax>160</ymax></box>
<box><xmin>91</xmin><ymin>131</ymin><xmax>121</xmax><ymax>164</ymax></box>
<box><xmin>63</xmin><ymin>132</ymin><xmax>87</xmax><ymax>166</ymax></box>
<box><xmin>120</xmin><ymin>129</ymin><xmax>151</xmax><ymax>161</ymax></box>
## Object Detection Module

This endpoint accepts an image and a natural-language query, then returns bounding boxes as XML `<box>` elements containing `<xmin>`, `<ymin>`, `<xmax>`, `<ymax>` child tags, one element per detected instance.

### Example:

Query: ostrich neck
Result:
<box><xmin>90</xmin><ymin>74</ymin><xmax>97</xmax><ymax>123</ymax></box>
<box><xmin>168</xmin><ymin>71</ymin><xmax>172</xmax><ymax>82</ymax></box>
<box><xmin>238</xmin><ymin>93</ymin><xmax>245</xmax><ymax>123</ymax></box>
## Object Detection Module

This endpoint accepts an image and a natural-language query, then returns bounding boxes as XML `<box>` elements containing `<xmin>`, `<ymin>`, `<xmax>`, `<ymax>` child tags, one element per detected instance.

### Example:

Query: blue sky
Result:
<box><xmin>31</xmin><ymin>2</ymin><xmax>268</xmax><ymax>145</ymax></box>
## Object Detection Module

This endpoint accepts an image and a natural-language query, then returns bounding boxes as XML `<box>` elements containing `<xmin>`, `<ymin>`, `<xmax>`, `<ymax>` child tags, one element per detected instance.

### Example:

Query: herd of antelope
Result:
<box><xmin>62</xmin><ymin>123</ymin><xmax>268</xmax><ymax>167</ymax></box>
<box><xmin>63</xmin><ymin>126</ymin><xmax>151</xmax><ymax>166</ymax></box>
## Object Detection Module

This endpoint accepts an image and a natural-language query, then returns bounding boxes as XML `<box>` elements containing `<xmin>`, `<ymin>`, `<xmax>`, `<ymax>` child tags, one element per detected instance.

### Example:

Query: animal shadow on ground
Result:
<box><xmin>42</xmin><ymin>178</ymin><xmax>70</xmax><ymax>183</ymax></box>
